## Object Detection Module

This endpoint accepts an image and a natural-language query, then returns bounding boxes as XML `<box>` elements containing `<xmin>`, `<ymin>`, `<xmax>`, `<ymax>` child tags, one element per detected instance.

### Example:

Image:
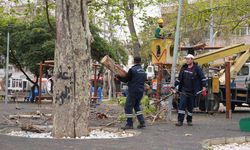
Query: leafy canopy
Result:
<box><xmin>0</xmin><ymin>14</ymin><xmax>128</xmax><ymax>74</ymax></box>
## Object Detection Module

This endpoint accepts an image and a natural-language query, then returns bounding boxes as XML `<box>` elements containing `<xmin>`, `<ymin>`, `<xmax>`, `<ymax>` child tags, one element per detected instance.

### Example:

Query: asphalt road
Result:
<box><xmin>0</xmin><ymin>102</ymin><xmax>250</xmax><ymax>150</ymax></box>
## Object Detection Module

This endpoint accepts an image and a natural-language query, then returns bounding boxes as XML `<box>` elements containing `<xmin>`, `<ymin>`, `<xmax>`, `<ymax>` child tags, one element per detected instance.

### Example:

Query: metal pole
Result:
<box><xmin>108</xmin><ymin>70</ymin><xmax>112</xmax><ymax>100</ymax></box>
<box><xmin>209</xmin><ymin>0</ymin><xmax>214</xmax><ymax>46</ymax></box>
<box><xmin>225</xmin><ymin>61</ymin><xmax>232</xmax><ymax>119</ymax></box>
<box><xmin>39</xmin><ymin>62</ymin><xmax>43</xmax><ymax>105</ymax></box>
<box><xmin>5</xmin><ymin>29</ymin><xmax>10</xmax><ymax>104</ymax></box>
<box><xmin>93</xmin><ymin>64</ymin><xmax>98</xmax><ymax>98</ymax></box>
<box><xmin>156</xmin><ymin>64</ymin><xmax>162</xmax><ymax>100</ymax></box>
<box><xmin>168</xmin><ymin>0</ymin><xmax>183</xmax><ymax>121</ymax></box>
<box><xmin>207</xmin><ymin>76</ymin><xmax>214</xmax><ymax>112</ymax></box>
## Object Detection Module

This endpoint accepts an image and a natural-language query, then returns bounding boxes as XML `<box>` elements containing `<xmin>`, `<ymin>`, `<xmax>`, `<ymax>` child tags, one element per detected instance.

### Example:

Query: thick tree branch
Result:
<box><xmin>45</xmin><ymin>0</ymin><xmax>54</xmax><ymax>32</ymax></box>
<box><xmin>9</xmin><ymin>51</ymin><xmax>36</xmax><ymax>85</ymax></box>
<box><xmin>10</xmin><ymin>50</ymin><xmax>40</xmax><ymax>102</ymax></box>
<box><xmin>231</xmin><ymin>14</ymin><xmax>250</xmax><ymax>31</ymax></box>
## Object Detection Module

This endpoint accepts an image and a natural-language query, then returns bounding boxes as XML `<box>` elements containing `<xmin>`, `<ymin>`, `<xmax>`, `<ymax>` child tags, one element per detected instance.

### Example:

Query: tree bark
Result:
<box><xmin>111</xmin><ymin>72</ymin><xmax>116</xmax><ymax>99</ymax></box>
<box><xmin>124</xmin><ymin>0</ymin><xmax>141</xmax><ymax>57</ymax></box>
<box><xmin>108</xmin><ymin>70</ymin><xmax>112</xmax><ymax>100</ymax></box>
<box><xmin>44</xmin><ymin>0</ymin><xmax>55</xmax><ymax>32</ymax></box>
<box><xmin>53</xmin><ymin>0</ymin><xmax>91</xmax><ymax>138</ymax></box>
<box><xmin>102</xmin><ymin>70</ymin><xmax>108</xmax><ymax>97</ymax></box>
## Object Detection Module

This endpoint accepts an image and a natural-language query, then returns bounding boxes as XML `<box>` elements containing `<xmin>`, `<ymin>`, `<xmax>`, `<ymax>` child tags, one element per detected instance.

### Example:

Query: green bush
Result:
<box><xmin>117</xmin><ymin>95</ymin><xmax>156</xmax><ymax>116</ymax></box>
<box><xmin>143</xmin><ymin>105</ymin><xmax>156</xmax><ymax>115</ymax></box>
<box><xmin>141</xmin><ymin>96</ymin><xmax>156</xmax><ymax>115</ymax></box>
<box><xmin>117</xmin><ymin>96</ymin><xmax>126</xmax><ymax>107</ymax></box>
<box><xmin>141</xmin><ymin>96</ymin><xmax>150</xmax><ymax>107</ymax></box>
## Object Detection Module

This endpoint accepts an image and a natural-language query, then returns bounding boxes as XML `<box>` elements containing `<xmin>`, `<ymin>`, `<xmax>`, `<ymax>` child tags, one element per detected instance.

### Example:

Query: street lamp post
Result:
<box><xmin>168</xmin><ymin>0</ymin><xmax>183</xmax><ymax>121</ymax></box>
<box><xmin>5</xmin><ymin>27</ymin><xmax>10</xmax><ymax>104</ymax></box>
<box><xmin>209</xmin><ymin>0</ymin><xmax>214</xmax><ymax>46</ymax></box>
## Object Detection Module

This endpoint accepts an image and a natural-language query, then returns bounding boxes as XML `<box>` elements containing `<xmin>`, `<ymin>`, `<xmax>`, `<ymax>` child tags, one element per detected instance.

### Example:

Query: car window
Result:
<box><xmin>237</xmin><ymin>66</ymin><xmax>249</xmax><ymax>76</ymax></box>
<box><xmin>147</xmin><ymin>67</ymin><xmax>152</xmax><ymax>72</ymax></box>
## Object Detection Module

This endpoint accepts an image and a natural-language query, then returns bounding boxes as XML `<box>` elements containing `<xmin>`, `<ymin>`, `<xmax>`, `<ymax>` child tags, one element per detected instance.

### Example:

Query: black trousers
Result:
<box><xmin>177</xmin><ymin>93</ymin><xmax>195</xmax><ymax>123</ymax></box>
<box><xmin>124</xmin><ymin>92</ymin><xmax>145</xmax><ymax>126</ymax></box>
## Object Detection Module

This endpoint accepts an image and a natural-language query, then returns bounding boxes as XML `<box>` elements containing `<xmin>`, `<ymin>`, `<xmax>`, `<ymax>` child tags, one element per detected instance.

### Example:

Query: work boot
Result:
<box><xmin>187</xmin><ymin>122</ymin><xmax>193</xmax><ymax>126</ymax></box>
<box><xmin>137</xmin><ymin>123</ymin><xmax>146</xmax><ymax>129</ymax></box>
<box><xmin>175</xmin><ymin>121</ymin><xmax>183</xmax><ymax>126</ymax></box>
<box><xmin>121</xmin><ymin>125</ymin><xmax>133</xmax><ymax>130</ymax></box>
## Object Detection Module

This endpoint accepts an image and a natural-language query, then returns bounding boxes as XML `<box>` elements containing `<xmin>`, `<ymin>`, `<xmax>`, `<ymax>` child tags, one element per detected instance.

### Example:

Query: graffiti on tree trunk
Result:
<box><xmin>55</xmin><ymin>65</ymin><xmax>72</xmax><ymax>105</ymax></box>
<box><xmin>57</xmin><ymin>66</ymin><xmax>71</xmax><ymax>80</ymax></box>
<box><xmin>56</xmin><ymin>86</ymin><xmax>71</xmax><ymax>105</ymax></box>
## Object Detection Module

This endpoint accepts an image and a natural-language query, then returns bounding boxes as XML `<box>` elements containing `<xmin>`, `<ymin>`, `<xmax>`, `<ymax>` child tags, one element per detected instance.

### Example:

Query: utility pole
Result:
<box><xmin>108</xmin><ymin>70</ymin><xmax>112</xmax><ymax>100</ymax></box>
<box><xmin>168</xmin><ymin>0</ymin><xmax>183</xmax><ymax>121</ymax></box>
<box><xmin>5</xmin><ymin>27</ymin><xmax>10</xmax><ymax>104</ymax></box>
<box><xmin>209</xmin><ymin>0</ymin><xmax>214</xmax><ymax>46</ymax></box>
<box><xmin>225</xmin><ymin>61</ymin><xmax>232</xmax><ymax>119</ymax></box>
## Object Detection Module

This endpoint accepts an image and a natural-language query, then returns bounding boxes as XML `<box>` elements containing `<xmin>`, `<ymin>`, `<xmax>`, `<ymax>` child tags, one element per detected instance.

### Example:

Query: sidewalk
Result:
<box><xmin>0</xmin><ymin>103</ymin><xmax>249</xmax><ymax>150</ymax></box>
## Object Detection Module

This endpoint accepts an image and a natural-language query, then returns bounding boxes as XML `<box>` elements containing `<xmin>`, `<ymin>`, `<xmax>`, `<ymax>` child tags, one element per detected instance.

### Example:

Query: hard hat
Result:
<box><xmin>185</xmin><ymin>54</ymin><xmax>194</xmax><ymax>59</ymax></box>
<box><xmin>157</xmin><ymin>18</ymin><xmax>164</xmax><ymax>24</ymax></box>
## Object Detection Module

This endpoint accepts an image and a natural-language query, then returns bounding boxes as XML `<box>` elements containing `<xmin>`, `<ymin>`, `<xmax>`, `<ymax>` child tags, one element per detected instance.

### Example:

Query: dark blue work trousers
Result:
<box><xmin>124</xmin><ymin>92</ymin><xmax>145</xmax><ymax>126</ymax></box>
<box><xmin>178</xmin><ymin>93</ymin><xmax>195</xmax><ymax>123</ymax></box>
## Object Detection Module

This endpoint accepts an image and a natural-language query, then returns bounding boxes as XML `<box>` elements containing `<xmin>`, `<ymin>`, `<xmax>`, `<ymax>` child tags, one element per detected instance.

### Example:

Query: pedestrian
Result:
<box><xmin>151</xmin><ymin>76</ymin><xmax>157</xmax><ymax>98</ymax></box>
<box><xmin>174</xmin><ymin>54</ymin><xmax>207</xmax><ymax>126</ymax></box>
<box><xmin>116</xmin><ymin>56</ymin><xmax>147</xmax><ymax>130</ymax></box>
<box><xmin>155</xmin><ymin>18</ymin><xmax>165</xmax><ymax>39</ymax></box>
<box><xmin>90</xmin><ymin>85</ymin><xmax>94</xmax><ymax>97</ymax></box>
<box><xmin>97</xmin><ymin>85</ymin><xmax>103</xmax><ymax>101</ymax></box>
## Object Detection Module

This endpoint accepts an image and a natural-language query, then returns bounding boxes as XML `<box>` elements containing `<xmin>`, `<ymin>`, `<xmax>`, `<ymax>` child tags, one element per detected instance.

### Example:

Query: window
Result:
<box><xmin>23</xmin><ymin>81</ymin><xmax>27</xmax><ymax>90</ymax></box>
<box><xmin>156</xmin><ymin>45</ymin><xmax>161</xmax><ymax>57</ymax></box>
<box><xmin>19</xmin><ymin>80</ymin><xmax>22</xmax><ymax>88</ymax></box>
<box><xmin>15</xmin><ymin>80</ymin><xmax>19</xmax><ymax>88</ymax></box>
<box><xmin>8</xmin><ymin>66</ymin><xmax>13</xmax><ymax>70</ymax></box>
<box><xmin>8</xmin><ymin>80</ymin><xmax>10</xmax><ymax>88</ymax></box>
<box><xmin>148</xmin><ymin>66</ymin><xmax>153</xmax><ymax>72</ymax></box>
<box><xmin>238</xmin><ymin>66</ymin><xmax>249</xmax><ymax>76</ymax></box>
<box><xmin>12</xmin><ymin>79</ymin><xmax>15</xmax><ymax>88</ymax></box>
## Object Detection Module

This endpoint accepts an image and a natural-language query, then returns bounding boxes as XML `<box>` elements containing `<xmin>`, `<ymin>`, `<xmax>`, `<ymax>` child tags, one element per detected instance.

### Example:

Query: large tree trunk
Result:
<box><xmin>52</xmin><ymin>0</ymin><xmax>92</xmax><ymax>138</ymax></box>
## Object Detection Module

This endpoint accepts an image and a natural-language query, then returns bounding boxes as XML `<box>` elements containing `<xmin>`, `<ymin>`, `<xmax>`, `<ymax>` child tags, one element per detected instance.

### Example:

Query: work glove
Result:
<box><xmin>202</xmin><ymin>87</ymin><xmax>207</xmax><ymax>97</ymax></box>
<box><xmin>170</xmin><ymin>86</ymin><xmax>177</xmax><ymax>94</ymax></box>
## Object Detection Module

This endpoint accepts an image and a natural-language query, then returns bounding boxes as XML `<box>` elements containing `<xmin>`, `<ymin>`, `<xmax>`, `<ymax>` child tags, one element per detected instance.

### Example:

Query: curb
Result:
<box><xmin>201</xmin><ymin>136</ymin><xmax>250</xmax><ymax>150</ymax></box>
